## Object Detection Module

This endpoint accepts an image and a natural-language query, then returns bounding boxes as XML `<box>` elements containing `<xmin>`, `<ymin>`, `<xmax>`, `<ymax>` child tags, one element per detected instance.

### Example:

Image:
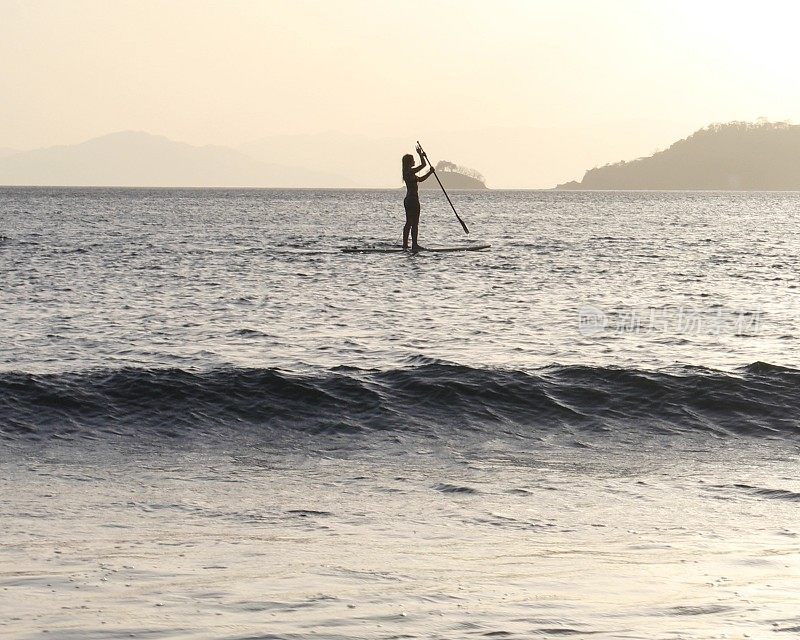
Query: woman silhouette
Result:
<box><xmin>402</xmin><ymin>145</ymin><xmax>434</xmax><ymax>251</ymax></box>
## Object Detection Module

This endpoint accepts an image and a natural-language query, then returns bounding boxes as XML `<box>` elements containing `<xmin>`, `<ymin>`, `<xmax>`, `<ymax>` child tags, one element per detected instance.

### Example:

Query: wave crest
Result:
<box><xmin>2</xmin><ymin>362</ymin><xmax>799</xmax><ymax>443</ymax></box>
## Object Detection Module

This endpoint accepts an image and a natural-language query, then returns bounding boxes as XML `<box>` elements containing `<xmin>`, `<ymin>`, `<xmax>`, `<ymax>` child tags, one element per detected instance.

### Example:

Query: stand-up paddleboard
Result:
<box><xmin>342</xmin><ymin>244</ymin><xmax>490</xmax><ymax>254</ymax></box>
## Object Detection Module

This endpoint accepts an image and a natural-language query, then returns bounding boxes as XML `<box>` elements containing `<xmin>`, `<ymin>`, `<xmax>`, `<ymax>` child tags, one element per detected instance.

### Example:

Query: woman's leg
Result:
<box><xmin>403</xmin><ymin>199</ymin><xmax>412</xmax><ymax>249</ymax></box>
<box><xmin>410</xmin><ymin>204</ymin><xmax>421</xmax><ymax>250</ymax></box>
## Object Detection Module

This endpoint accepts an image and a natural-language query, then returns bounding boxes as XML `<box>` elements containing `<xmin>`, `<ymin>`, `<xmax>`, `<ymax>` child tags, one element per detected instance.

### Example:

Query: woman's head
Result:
<box><xmin>402</xmin><ymin>154</ymin><xmax>414</xmax><ymax>173</ymax></box>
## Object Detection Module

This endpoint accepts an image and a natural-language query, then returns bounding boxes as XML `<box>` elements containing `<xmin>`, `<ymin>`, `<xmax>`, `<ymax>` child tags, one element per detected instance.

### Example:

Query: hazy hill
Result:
<box><xmin>240</xmin><ymin>131</ymin><xmax>396</xmax><ymax>187</ymax></box>
<box><xmin>242</xmin><ymin>133</ymin><xmax>496</xmax><ymax>189</ymax></box>
<box><xmin>0</xmin><ymin>132</ymin><xmax>347</xmax><ymax>187</ymax></box>
<box><xmin>556</xmin><ymin>121</ymin><xmax>800</xmax><ymax>190</ymax></box>
<box><xmin>240</xmin><ymin>125</ymin><xmax>684</xmax><ymax>189</ymax></box>
<box><xmin>420</xmin><ymin>160</ymin><xmax>487</xmax><ymax>189</ymax></box>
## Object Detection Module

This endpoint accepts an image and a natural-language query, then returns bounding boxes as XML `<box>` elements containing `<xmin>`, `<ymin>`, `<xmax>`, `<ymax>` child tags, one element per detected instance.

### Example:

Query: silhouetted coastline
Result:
<box><xmin>556</xmin><ymin>121</ymin><xmax>800</xmax><ymax>190</ymax></box>
<box><xmin>420</xmin><ymin>160</ymin><xmax>488</xmax><ymax>190</ymax></box>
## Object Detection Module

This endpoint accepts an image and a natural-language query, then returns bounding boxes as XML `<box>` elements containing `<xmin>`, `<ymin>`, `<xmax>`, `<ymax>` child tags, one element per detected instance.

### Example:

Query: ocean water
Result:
<box><xmin>2</xmin><ymin>187</ymin><xmax>799</xmax><ymax>639</ymax></box>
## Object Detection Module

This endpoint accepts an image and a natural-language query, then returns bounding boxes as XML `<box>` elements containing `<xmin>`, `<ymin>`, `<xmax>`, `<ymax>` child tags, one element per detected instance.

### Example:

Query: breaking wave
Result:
<box><xmin>2</xmin><ymin>361</ymin><xmax>800</xmax><ymax>443</ymax></box>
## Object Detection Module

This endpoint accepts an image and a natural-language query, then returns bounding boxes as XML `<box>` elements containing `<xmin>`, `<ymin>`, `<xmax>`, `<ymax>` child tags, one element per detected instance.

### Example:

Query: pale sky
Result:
<box><xmin>1</xmin><ymin>0</ymin><xmax>799</xmax><ymax>185</ymax></box>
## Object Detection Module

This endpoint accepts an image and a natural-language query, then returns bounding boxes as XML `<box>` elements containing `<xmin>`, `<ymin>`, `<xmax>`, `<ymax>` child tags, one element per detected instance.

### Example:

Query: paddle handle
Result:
<box><xmin>416</xmin><ymin>141</ymin><xmax>469</xmax><ymax>235</ymax></box>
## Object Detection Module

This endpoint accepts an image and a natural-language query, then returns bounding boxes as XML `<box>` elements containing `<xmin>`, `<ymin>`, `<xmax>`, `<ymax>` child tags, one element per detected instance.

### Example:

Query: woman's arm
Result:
<box><xmin>412</xmin><ymin>150</ymin><xmax>427</xmax><ymax>173</ymax></box>
<box><xmin>416</xmin><ymin>168</ymin><xmax>434</xmax><ymax>182</ymax></box>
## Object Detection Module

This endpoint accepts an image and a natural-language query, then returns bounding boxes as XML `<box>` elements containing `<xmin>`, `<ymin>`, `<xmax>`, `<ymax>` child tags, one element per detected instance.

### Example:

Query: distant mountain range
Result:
<box><xmin>0</xmin><ymin>130</ymin><xmax>491</xmax><ymax>189</ymax></box>
<box><xmin>5</xmin><ymin>121</ymin><xmax>797</xmax><ymax>190</ymax></box>
<box><xmin>236</xmin><ymin>127</ymin><xmax>668</xmax><ymax>189</ymax></box>
<box><xmin>556</xmin><ymin>121</ymin><xmax>800</xmax><ymax>190</ymax></box>
<box><xmin>0</xmin><ymin>132</ymin><xmax>348</xmax><ymax>188</ymax></box>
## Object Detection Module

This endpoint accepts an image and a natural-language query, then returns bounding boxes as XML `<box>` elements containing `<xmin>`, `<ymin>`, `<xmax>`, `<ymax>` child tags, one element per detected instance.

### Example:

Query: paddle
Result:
<box><xmin>416</xmin><ymin>141</ymin><xmax>469</xmax><ymax>234</ymax></box>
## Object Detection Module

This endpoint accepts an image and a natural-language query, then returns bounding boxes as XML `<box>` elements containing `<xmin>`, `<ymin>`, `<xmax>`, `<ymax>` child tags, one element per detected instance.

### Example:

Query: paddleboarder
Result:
<box><xmin>402</xmin><ymin>144</ymin><xmax>434</xmax><ymax>251</ymax></box>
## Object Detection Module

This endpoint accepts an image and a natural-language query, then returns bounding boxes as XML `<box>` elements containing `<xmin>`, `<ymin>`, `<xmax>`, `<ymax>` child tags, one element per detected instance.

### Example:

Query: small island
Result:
<box><xmin>421</xmin><ymin>160</ymin><xmax>488</xmax><ymax>190</ymax></box>
<box><xmin>556</xmin><ymin>120</ymin><xmax>800</xmax><ymax>190</ymax></box>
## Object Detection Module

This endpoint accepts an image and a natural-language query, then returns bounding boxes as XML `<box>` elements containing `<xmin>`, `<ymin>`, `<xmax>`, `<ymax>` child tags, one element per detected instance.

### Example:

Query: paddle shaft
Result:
<box><xmin>416</xmin><ymin>141</ymin><xmax>469</xmax><ymax>234</ymax></box>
